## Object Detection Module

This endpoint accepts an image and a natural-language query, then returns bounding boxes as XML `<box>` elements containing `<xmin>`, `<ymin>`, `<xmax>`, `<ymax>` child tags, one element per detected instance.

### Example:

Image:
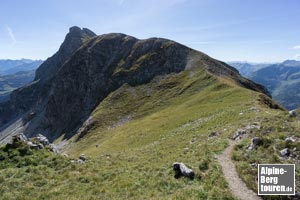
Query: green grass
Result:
<box><xmin>232</xmin><ymin>113</ymin><xmax>300</xmax><ymax>200</ymax></box>
<box><xmin>0</xmin><ymin>67</ymin><xmax>288</xmax><ymax>199</ymax></box>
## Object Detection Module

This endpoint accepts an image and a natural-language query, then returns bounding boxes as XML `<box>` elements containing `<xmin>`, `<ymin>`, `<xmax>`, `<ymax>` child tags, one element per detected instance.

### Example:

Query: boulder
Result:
<box><xmin>14</xmin><ymin>133</ymin><xmax>28</xmax><ymax>142</ymax></box>
<box><xmin>36</xmin><ymin>134</ymin><xmax>50</xmax><ymax>146</ymax></box>
<box><xmin>250</xmin><ymin>162</ymin><xmax>258</xmax><ymax>167</ymax></box>
<box><xmin>208</xmin><ymin>132</ymin><xmax>219</xmax><ymax>138</ymax></box>
<box><xmin>285</xmin><ymin>136</ymin><xmax>297</xmax><ymax>143</ymax></box>
<box><xmin>289</xmin><ymin>110</ymin><xmax>296</xmax><ymax>117</ymax></box>
<box><xmin>27</xmin><ymin>142</ymin><xmax>42</xmax><ymax>150</ymax></box>
<box><xmin>77</xmin><ymin>159</ymin><xmax>85</xmax><ymax>164</ymax></box>
<box><xmin>49</xmin><ymin>144</ymin><xmax>58</xmax><ymax>154</ymax></box>
<box><xmin>248</xmin><ymin>137</ymin><xmax>262</xmax><ymax>150</ymax></box>
<box><xmin>279</xmin><ymin>148</ymin><xmax>290</xmax><ymax>157</ymax></box>
<box><xmin>289</xmin><ymin>109</ymin><xmax>300</xmax><ymax>117</ymax></box>
<box><xmin>79</xmin><ymin>154</ymin><xmax>86</xmax><ymax>161</ymax></box>
<box><xmin>172</xmin><ymin>162</ymin><xmax>195</xmax><ymax>180</ymax></box>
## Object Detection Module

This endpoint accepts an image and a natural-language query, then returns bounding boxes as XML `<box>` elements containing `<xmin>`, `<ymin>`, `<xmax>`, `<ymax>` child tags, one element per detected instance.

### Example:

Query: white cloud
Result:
<box><xmin>293</xmin><ymin>54</ymin><xmax>300</xmax><ymax>60</ymax></box>
<box><xmin>293</xmin><ymin>45</ymin><xmax>300</xmax><ymax>49</ymax></box>
<box><xmin>6</xmin><ymin>26</ymin><xmax>16</xmax><ymax>45</ymax></box>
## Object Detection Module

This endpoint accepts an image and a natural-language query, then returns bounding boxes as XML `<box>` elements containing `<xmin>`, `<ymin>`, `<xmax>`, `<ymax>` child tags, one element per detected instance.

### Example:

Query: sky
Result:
<box><xmin>0</xmin><ymin>0</ymin><xmax>300</xmax><ymax>62</ymax></box>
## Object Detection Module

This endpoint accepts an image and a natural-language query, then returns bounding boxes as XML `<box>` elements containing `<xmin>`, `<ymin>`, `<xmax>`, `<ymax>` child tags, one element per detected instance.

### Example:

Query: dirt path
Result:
<box><xmin>216</xmin><ymin>139</ymin><xmax>261</xmax><ymax>200</ymax></box>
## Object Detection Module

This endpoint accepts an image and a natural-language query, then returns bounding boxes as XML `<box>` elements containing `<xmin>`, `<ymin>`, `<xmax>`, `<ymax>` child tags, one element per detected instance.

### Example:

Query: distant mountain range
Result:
<box><xmin>0</xmin><ymin>59</ymin><xmax>42</xmax><ymax>75</ymax></box>
<box><xmin>0</xmin><ymin>59</ymin><xmax>42</xmax><ymax>102</ymax></box>
<box><xmin>229</xmin><ymin>60</ymin><xmax>300</xmax><ymax>110</ymax></box>
<box><xmin>227</xmin><ymin>62</ymin><xmax>271</xmax><ymax>77</ymax></box>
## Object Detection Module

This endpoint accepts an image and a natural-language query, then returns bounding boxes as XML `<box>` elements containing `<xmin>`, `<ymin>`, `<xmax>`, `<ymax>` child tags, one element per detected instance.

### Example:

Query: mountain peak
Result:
<box><xmin>60</xmin><ymin>26</ymin><xmax>96</xmax><ymax>54</ymax></box>
<box><xmin>282</xmin><ymin>60</ymin><xmax>300</xmax><ymax>67</ymax></box>
<box><xmin>69</xmin><ymin>26</ymin><xmax>81</xmax><ymax>32</ymax></box>
<box><xmin>34</xmin><ymin>27</ymin><xmax>96</xmax><ymax>82</ymax></box>
<box><xmin>68</xmin><ymin>26</ymin><xmax>96</xmax><ymax>37</ymax></box>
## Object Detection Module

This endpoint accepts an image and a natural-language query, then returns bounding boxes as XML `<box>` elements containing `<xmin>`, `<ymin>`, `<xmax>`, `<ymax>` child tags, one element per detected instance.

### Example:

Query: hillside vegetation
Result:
<box><xmin>1</xmin><ymin>65</ymin><xmax>295</xmax><ymax>199</ymax></box>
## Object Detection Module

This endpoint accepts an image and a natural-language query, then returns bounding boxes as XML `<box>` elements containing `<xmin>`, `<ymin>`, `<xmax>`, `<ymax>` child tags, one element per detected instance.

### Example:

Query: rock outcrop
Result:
<box><xmin>0</xmin><ymin>27</ymin><xmax>96</xmax><ymax>135</ymax></box>
<box><xmin>7</xmin><ymin>133</ymin><xmax>58</xmax><ymax>154</ymax></box>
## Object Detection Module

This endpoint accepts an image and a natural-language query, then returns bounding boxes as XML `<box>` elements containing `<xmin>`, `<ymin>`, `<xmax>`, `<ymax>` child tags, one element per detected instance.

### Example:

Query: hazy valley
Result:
<box><xmin>229</xmin><ymin>61</ymin><xmax>300</xmax><ymax>110</ymax></box>
<box><xmin>0</xmin><ymin>59</ymin><xmax>42</xmax><ymax>103</ymax></box>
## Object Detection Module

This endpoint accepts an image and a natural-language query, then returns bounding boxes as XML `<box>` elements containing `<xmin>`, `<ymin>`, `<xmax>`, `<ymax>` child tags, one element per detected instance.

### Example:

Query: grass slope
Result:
<box><xmin>0</xmin><ymin>68</ymin><xmax>292</xmax><ymax>199</ymax></box>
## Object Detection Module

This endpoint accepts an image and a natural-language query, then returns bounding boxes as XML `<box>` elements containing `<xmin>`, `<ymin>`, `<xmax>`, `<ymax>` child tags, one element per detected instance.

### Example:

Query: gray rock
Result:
<box><xmin>293</xmin><ymin>147</ymin><xmax>297</xmax><ymax>151</ymax></box>
<box><xmin>250</xmin><ymin>162</ymin><xmax>258</xmax><ymax>167</ymax></box>
<box><xmin>79</xmin><ymin>154</ymin><xmax>86</xmax><ymax>161</ymax></box>
<box><xmin>14</xmin><ymin>133</ymin><xmax>28</xmax><ymax>142</ymax></box>
<box><xmin>245</xmin><ymin>122</ymin><xmax>260</xmax><ymax>130</ymax></box>
<box><xmin>280</xmin><ymin>148</ymin><xmax>290</xmax><ymax>157</ymax></box>
<box><xmin>49</xmin><ymin>144</ymin><xmax>58</xmax><ymax>154</ymax></box>
<box><xmin>172</xmin><ymin>162</ymin><xmax>195</xmax><ymax>180</ymax></box>
<box><xmin>285</xmin><ymin>136</ymin><xmax>297</xmax><ymax>142</ymax></box>
<box><xmin>77</xmin><ymin>159</ymin><xmax>85</xmax><ymax>164</ymax></box>
<box><xmin>248</xmin><ymin>137</ymin><xmax>262</xmax><ymax>150</ymax></box>
<box><xmin>28</xmin><ymin>142</ymin><xmax>42</xmax><ymax>150</ymax></box>
<box><xmin>37</xmin><ymin>143</ymin><xmax>44</xmax><ymax>149</ymax></box>
<box><xmin>289</xmin><ymin>109</ymin><xmax>300</xmax><ymax>117</ymax></box>
<box><xmin>208</xmin><ymin>132</ymin><xmax>219</xmax><ymax>138</ymax></box>
<box><xmin>289</xmin><ymin>110</ymin><xmax>296</xmax><ymax>117</ymax></box>
<box><xmin>36</xmin><ymin>134</ymin><xmax>49</xmax><ymax>146</ymax></box>
<box><xmin>231</xmin><ymin>129</ymin><xmax>246</xmax><ymax>140</ymax></box>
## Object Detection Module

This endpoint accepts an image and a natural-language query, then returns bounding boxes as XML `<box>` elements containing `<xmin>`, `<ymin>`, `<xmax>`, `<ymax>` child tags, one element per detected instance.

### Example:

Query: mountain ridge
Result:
<box><xmin>0</xmin><ymin>26</ymin><xmax>270</xmax><ymax>143</ymax></box>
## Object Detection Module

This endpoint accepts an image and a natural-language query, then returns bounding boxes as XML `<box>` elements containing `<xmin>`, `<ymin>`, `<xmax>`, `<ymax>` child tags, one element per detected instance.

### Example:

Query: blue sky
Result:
<box><xmin>0</xmin><ymin>0</ymin><xmax>300</xmax><ymax>62</ymax></box>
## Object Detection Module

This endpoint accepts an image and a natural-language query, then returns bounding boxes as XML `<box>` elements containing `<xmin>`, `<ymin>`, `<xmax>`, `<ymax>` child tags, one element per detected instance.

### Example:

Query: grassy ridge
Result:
<box><xmin>0</xmin><ymin>68</ymin><xmax>285</xmax><ymax>199</ymax></box>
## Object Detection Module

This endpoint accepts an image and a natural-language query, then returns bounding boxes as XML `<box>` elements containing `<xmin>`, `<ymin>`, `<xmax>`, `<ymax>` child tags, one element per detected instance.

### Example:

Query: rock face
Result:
<box><xmin>0</xmin><ymin>26</ymin><xmax>270</xmax><ymax>142</ymax></box>
<box><xmin>0</xmin><ymin>27</ymin><xmax>96</xmax><ymax>131</ymax></box>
